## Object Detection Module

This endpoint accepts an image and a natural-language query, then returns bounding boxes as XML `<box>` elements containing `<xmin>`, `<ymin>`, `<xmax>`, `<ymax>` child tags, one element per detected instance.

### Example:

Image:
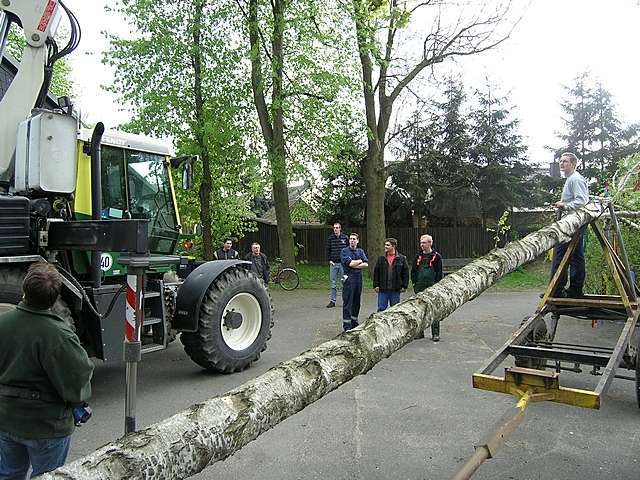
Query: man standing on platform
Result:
<box><xmin>551</xmin><ymin>152</ymin><xmax>589</xmax><ymax>298</ymax></box>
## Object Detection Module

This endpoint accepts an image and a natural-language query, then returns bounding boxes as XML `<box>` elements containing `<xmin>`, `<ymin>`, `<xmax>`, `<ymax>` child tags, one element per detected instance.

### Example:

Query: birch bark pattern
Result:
<box><xmin>42</xmin><ymin>204</ymin><xmax>603</xmax><ymax>480</ymax></box>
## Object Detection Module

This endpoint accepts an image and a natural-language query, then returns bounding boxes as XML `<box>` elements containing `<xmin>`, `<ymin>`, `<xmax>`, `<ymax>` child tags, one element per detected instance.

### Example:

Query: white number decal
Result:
<box><xmin>100</xmin><ymin>253</ymin><xmax>113</xmax><ymax>272</ymax></box>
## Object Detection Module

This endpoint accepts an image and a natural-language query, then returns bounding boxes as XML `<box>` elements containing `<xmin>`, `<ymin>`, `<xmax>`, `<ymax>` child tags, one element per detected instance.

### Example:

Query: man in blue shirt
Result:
<box><xmin>551</xmin><ymin>152</ymin><xmax>589</xmax><ymax>298</ymax></box>
<box><xmin>326</xmin><ymin>222</ymin><xmax>348</xmax><ymax>308</ymax></box>
<box><xmin>340</xmin><ymin>233</ymin><xmax>368</xmax><ymax>332</ymax></box>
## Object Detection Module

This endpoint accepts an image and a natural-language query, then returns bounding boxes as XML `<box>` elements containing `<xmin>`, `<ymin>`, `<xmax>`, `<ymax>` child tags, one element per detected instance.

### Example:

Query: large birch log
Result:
<box><xmin>43</xmin><ymin>203</ymin><xmax>604</xmax><ymax>480</ymax></box>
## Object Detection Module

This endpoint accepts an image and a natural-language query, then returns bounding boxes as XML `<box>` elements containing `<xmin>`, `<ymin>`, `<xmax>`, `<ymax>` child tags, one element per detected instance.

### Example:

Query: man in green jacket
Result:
<box><xmin>411</xmin><ymin>234</ymin><xmax>443</xmax><ymax>341</ymax></box>
<box><xmin>0</xmin><ymin>262</ymin><xmax>94</xmax><ymax>478</ymax></box>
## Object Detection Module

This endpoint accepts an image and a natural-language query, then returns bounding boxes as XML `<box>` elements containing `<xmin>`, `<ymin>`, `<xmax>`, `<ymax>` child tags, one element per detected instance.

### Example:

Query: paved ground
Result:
<box><xmin>71</xmin><ymin>288</ymin><xmax>640</xmax><ymax>479</ymax></box>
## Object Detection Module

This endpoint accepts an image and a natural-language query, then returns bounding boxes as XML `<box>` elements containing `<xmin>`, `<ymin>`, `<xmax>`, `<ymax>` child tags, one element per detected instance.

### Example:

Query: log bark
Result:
<box><xmin>43</xmin><ymin>203</ymin><xmax>603</xmax><ymax>480</ymax></box>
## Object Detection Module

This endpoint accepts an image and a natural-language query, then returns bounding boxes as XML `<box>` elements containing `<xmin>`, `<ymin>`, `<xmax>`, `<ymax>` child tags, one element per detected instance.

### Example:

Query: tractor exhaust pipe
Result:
<box><xmin>90</xmin><ymin>122</ymin><xmax>105</xmax><ymax>288</ymax></box>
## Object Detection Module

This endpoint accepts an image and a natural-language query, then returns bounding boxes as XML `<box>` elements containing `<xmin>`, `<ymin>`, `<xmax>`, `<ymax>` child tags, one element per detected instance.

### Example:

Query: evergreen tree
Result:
<box><xmin>556</xmin><ymin>72</ymin><xmax>596</xmax><ymax>172</ymax></box>
<box><xmin>390</xmin><ymin>79</ymin><xmax>476</xmax><ymax>227</ymax></box>
<box><xmin>555</xmin><ymin>72</ymin><xmax>639</xmax><ymax>184</ymax></box>
<box><xmin>469</xmin><ymin>82</ymin><xmax>530</xmax><ymax>227</ymax></box>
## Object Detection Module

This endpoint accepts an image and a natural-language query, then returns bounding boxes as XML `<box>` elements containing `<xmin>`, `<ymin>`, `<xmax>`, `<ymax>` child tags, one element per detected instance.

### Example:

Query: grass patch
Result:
<box><xmin>293</xmin><ymin>259</ymin><xmax>548</xmax><ymax>291</ymax></box>
<box><xmin>294</xmin><ymin>263</ymin><xmax>373</xmax><ymax>290</ymax></box>
<box><xmin>491</xmin><ymin>258</ymin><xmax>549</xmax><ymax>291</ymax></box>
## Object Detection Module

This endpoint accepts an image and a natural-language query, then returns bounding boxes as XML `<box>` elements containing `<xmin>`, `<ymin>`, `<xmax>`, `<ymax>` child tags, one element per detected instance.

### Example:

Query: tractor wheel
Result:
<box><xmin>180</xmin><ymin>266</ymin><xmax>274</xmax><ymax>373</ymax></box>
<box><xmin>0</xmin><ymin>267</ymin><xmax>74</xmax><ymax>329</ymax></box>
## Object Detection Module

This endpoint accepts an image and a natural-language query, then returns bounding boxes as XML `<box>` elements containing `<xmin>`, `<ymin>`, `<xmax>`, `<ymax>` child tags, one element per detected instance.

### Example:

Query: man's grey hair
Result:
<box><xmin>560</xmin><ymin>152</ymin><xmax>579</xmax><ymax>166</ymax></box>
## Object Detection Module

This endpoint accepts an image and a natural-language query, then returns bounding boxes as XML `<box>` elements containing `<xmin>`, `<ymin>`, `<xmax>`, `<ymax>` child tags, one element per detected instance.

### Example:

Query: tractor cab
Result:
<box><xmin>72</xmin><ymin>129</ymin><xmax>182</xmax><ymax>279</ymax></box>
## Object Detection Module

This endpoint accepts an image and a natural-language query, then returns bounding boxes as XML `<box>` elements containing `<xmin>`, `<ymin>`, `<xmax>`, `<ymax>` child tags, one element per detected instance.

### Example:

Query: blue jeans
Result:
<box><xmin>342</xmin><ymin>275</ymin><xmax>362</xmax><ymax>330</ymax></box>
<box><xmin>0</xmin><ymin>431</ymin><xmax>70</xmax><ymax>479</ymax></box>
<box><xmin>551</xmin><ymin>229</ymin><xmax>585</xmax><ymax>295</ymax></box>
<box><xmin>377</xmin><ymin>291</ymin><xmax>401</xmax><ymax>312</ymax></box>
<box><xmin>329</xmin><ymin>262</ymin><xmax>344</xmax><ymax>303</ymax></box>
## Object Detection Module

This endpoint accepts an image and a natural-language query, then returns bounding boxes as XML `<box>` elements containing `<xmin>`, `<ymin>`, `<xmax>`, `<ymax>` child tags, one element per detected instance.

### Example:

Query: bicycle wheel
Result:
<box><xmin>278</xmin><ymin>268</ymin><xmax>299</xmax><ymax>290</ymax></box>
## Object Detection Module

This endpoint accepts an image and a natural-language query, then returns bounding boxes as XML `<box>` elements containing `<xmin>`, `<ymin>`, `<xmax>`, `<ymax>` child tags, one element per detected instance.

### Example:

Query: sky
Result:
<box><xmin>60</xmin><ymin>0</ymin><xmax>640</xmax><ymax>167</ymax></box>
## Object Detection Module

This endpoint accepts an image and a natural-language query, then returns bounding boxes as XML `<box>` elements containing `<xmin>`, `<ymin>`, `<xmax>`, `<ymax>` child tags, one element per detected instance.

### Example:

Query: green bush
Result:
<box><xmin>585</xmin><ymin>223</ymin><xmax>640</xmax><ymax>294</ymax></box>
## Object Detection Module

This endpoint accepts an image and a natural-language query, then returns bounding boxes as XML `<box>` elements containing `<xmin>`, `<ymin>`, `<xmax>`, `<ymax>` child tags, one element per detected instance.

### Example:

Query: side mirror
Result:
<box><xmin>169</xmin><ymin>155</ymin><xmax>198</xmax><ymax>190</ymax></box>
<box><xmin>182</xmin><ymin>161</ymin><xmax>193</xmax><ymax>190</ymax></box>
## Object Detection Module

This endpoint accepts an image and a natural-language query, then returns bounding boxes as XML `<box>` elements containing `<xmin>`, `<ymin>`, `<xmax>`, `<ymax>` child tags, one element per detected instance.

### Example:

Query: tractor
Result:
<box><xmin>0</xmin><ymin>0</ymin><xmax>273</xmax><ymax>373</ymax></box>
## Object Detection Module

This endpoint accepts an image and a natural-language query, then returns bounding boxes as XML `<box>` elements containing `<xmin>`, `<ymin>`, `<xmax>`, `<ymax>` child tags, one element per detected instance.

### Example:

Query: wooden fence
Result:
<box><xmin>238</xmin><ymin>222</ymin><xmax>493</xmax><ymax>263</ymax></box>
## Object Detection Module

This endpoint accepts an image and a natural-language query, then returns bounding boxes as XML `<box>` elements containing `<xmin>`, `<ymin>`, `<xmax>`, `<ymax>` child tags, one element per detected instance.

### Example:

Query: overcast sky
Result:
<box><xmin>62</xmin><ymin>0</ymin><xmax>640</xmax><ymax>167</ymax></box>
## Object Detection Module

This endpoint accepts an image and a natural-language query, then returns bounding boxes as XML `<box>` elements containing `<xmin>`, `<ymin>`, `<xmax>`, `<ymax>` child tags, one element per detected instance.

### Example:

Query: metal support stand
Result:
<box><xmin>119</xmin><ymin>254</ymin><xmax>180</xmax><ymax>435</ymax></box>
<box><xmin>123</xmin><ymin>266</ymin><xmax>144</xmax><ymax>435</ymax></box>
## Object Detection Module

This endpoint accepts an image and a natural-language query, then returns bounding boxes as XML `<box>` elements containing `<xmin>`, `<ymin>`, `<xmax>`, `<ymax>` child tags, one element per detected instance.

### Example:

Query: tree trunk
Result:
<box><xmin>363</xmin><ymin>143</ymin><xmax>386</xmax><ymax>264</ymax></box>
<box><xmin>191</xmin><ymin>0</ymin><xmax>213</xmax><ymax>260</ymax></box>
<box><xmin>248</xmin><ymin>0</ymin><xmax>295</xmax><ymax>267</ymax></box>
<box><xmin>42</xmin><ymin>204</ymin><xmax>603</xmax><ymax>480</ymax></box>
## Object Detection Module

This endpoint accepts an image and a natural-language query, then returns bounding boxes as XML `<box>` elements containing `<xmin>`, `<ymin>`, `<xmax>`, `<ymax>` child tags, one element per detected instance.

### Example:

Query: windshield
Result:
<box><xmin>101</xmin><ymin>145</ymin><xmax>178</xmax><ymax>254</ymax></box>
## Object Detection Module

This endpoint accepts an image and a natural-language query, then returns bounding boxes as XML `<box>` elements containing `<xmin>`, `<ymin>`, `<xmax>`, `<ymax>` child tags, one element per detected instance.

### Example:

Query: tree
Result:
<box><xmin>350</xmin><ymin>0</ymin><xmax>515</xmax><ymax>264</ymax></box>
<box><xmin>390</xmin><ymin>80</ymin><xmax>477</xmax><ymax>228</ymax></box>
<box><xmin>555</xmin><ymin>72</ymin><xmax>639</xmax><ymax>184</ymax></box>
<box><xmin>104</xmin><ymin>0</ymin><xmax>264</xmax><ymax>259</ymax></box>
<box><xmin>316</xmin><ymin>140</ymin><xmax>367</xmax><ymax>227</ymax></box>
<box><xmin>237</xmin><ymin>0</ymin><xmax>357</xmax><ymax>267</ymax></box>
<box><xmin>469</xmin><ymin>82</ymin><xmax>529</xmax><ymax>227</ymax></box>
<box><xmin>42</xmin><ymin>205</ymin><xmax>602</xmax><ymax>480</ymax></box>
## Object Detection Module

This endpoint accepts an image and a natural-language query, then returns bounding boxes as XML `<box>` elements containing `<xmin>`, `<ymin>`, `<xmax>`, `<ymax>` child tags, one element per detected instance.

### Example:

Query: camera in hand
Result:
<box><xmin>72</xmin><ymin>403</ymin><xmax>92</xmax><ymax>426</ymax></box>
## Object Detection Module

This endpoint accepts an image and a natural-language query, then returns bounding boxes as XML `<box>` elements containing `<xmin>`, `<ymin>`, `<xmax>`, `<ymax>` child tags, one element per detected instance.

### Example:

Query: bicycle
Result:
<box><xmin>270</xmin><ymin>258</ymin><xmax>300</xmax><ymax>290</ymax></box>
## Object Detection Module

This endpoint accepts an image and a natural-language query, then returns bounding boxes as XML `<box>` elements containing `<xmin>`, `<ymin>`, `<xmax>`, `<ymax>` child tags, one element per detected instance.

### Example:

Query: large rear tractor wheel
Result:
<box><xmin>181</xmin><ymin>267</ymin><xmax>274</xmax><ymax>373</ymax></box>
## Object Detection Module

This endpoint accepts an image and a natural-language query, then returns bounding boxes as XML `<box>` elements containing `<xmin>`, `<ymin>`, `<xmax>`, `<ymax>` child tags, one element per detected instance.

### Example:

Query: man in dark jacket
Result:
<box><xmin>326</xmin><ymin>222</ymin><xmax>348</xmax><ymax>308</ymax></box>
<box><xmin>341</xmin><ymin>233</ymin><xmax>368</xmax><ymax>332</ymax></box>
<box><xmin>245</xmin><ymin>242</ymin><xmax>270</xmax><ymax>283</ymax></box>
<box><xmin>214</xmin><ymin>239</ymin><xmax>239</xmax><ymax>260</ymax></box>
<box><xmin>0</xmin><ymin>262</ymin><xmax>94</xmax><ymax>478</ymax></box>
<box><xmin>373</xmin><ymin>238</ymin><xmax>409</xmax><ymax>311</ymax></box>
<box><xmin>411</xmin><ymin>234</ymin><xmax>443</xmax><ymax>341</ymax></box>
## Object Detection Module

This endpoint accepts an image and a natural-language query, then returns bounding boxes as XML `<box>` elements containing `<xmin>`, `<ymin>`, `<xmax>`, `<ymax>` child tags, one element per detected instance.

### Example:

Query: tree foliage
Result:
<box><xmin>6</xmin><ymin>28</ymin><xmax>73</xmax><ymax>98</ymax></box>
<box><xmin>555</xmin><ymin>71</ymin><xmax>639</xmax><ymax>184</ymax></box>
<box><xmin>104</xmin><ymin>0</ymin><xmax>264</xmax><ymax>258</ymax></box>
<box><xmin>390</xmin><ymin>79</ymin><xmax>531</xmax><ymax>228</ymax></box>
<box><xmin>239</xmin><ymin>0</ymin><xmax>358</xmax><ymax>266</ymax></box>
<box><xmin>469</xmin><ymin>82</ymin><xmax>530</xmax><ymax>225</ymax></box>
<box><xmin>349</xmin><ymin>0</ymin><xmax>516</xmax><ymax>262</ymax></box>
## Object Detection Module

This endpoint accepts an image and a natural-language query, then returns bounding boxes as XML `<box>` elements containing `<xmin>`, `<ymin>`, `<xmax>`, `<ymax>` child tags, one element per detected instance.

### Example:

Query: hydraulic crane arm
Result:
<box><xmin>0</xmin><ymin>0</ymin><xmax>71</xmax><ymax>183</ymax></box>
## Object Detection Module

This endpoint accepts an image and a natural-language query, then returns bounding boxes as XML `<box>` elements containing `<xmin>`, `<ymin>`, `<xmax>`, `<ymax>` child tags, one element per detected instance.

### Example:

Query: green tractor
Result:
<box><xmin>0</xmin><ymin>2</ymin><xmax>273</xmax><ymax>373</ymax></box>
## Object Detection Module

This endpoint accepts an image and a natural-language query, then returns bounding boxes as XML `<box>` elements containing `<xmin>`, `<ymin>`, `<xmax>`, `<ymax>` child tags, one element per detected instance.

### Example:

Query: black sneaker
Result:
<box><xmin>432</xmin><ymin>335</ymin><xmax>440</xmax><ymax>342</ymax></box>
<box><xmin>326</xmin><ymin>302</ymin><xmax>335</xmax><ymax>308</ymax></box>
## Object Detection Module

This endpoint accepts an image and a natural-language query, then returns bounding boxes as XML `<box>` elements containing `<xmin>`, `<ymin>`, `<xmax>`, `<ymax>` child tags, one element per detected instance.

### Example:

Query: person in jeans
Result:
<box><xmin>245</xmin><ymin>242</ymin><xmax>270</xmax><ymax>284</ymax></box>
<box><xmin>326</xmin><ymin>222</ymin><xmax>348</xmax><ymax>308</ymax></box>
<box><xmin>0</xmin><ymin>262</ymin><xmax>94</xmax><ymax>478</ymax></box>
<box><xmin>550</xmin><ymin>152</ymin><xmax>589</xmax><ymax>298</ymax></box>
<box><xmin>411</xmin><ymin>234</ymin><xmax>443</xmax><ymax>341</ymax></box>
<box><xmin>373</xmin><ymin>238</ymin><xmax>409</xmax><ymax>311</ymax></box>
<box><xmin>340</xmin><ymin>233</ymin><xmax>368</xmax><ymax>331</ymax></box>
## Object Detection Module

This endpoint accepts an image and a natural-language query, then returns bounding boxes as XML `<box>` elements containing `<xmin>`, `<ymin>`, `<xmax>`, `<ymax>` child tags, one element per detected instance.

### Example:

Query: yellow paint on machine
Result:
<box><xmin>472</xmin><ymin>372</ymin><xmax>601</xmax><ymax>410</ymax></box>
<box><xmin>165</xmin><ymin>159</ymin><xmax>181</xmax><ymax>228</ymax></box>
<box><xmin>74</xmin><ymin>139</ymin><xmax>92</xmax><ymax>217</ymax></box>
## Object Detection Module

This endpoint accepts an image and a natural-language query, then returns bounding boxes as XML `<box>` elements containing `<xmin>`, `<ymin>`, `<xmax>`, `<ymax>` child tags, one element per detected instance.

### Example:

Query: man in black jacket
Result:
<box><xmin>326</xmin><ymin>222</ymin><xmax>348</xmax><ymax>308</ymax></box>
<box><xmin>373</xmin><ymin>238</ymin><xmax>409</xmax><ymax>311</ymax></box>
<box><xmin>213</xmin><ymin>239</ymin><xmax>239</xmax><ymax>260</ymax></box>
<box><xmin>245</xmin><ymin>242</ymin><xmax>270</xmax><ymax>284</ymax></box>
